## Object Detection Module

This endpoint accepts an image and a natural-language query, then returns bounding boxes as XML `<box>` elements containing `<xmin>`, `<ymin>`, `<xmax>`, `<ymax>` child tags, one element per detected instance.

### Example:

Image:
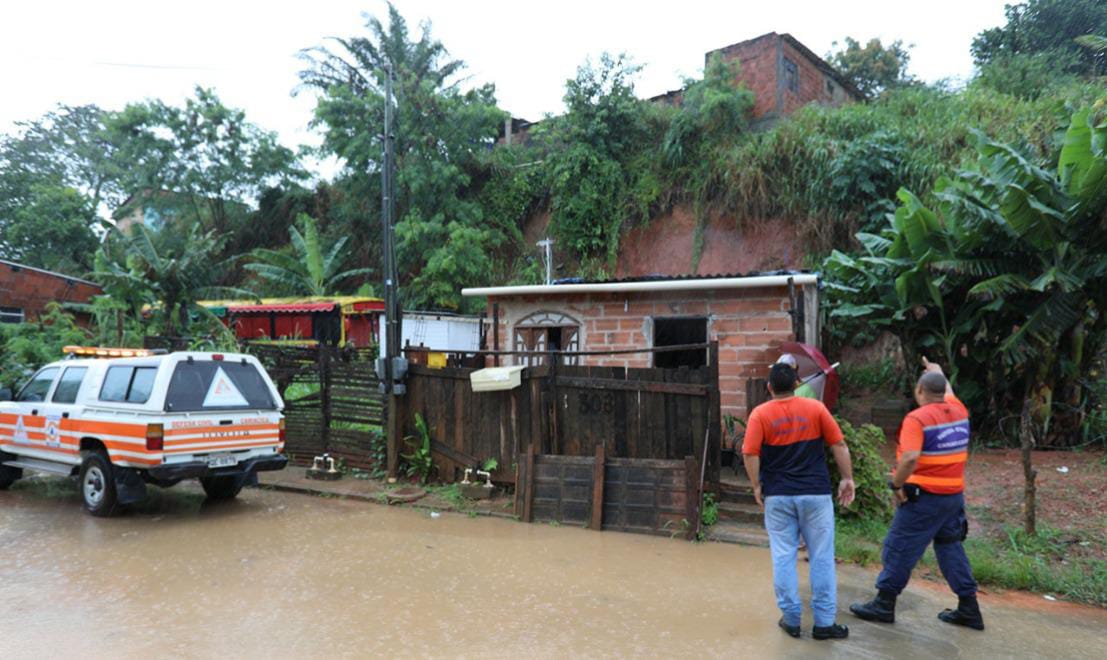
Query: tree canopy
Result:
<box><xmin>828</xmin><ymin>37</ymin><xmax>914</xmax><ymax>98</ymax></box>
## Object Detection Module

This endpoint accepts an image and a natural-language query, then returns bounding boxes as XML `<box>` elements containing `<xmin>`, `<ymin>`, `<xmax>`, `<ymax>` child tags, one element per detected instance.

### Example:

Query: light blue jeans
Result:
<box><xmin>764</xmin><ymin>494</ymin><xmax>837</xmax><ymax>628</ymax></box>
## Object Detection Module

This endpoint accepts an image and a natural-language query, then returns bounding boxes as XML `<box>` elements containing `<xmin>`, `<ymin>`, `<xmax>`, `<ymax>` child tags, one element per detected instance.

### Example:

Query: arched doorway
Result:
<box><xmin>513</xmin><ymin>311</ymin><xmax>580</xmax><ymax>365</ymax></box>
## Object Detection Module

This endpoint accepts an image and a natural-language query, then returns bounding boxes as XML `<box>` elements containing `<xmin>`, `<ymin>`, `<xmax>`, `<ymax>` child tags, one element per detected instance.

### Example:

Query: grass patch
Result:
<box><xmin>836</xmin><ymin>519</ymin><xmax>1107</xmax><ymax>607</ymax></box>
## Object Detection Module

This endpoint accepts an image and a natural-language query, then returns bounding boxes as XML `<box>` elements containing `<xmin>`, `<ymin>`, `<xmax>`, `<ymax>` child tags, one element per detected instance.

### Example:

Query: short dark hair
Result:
<box><xmin>769</xmin><ymin>363</ymin><xmax>797</xmax><ymax>393</ymax></box>
<box><xmin>918</xmin><ymin>371</ymin><xmax>947</xmax><ymax>397</ymax></box>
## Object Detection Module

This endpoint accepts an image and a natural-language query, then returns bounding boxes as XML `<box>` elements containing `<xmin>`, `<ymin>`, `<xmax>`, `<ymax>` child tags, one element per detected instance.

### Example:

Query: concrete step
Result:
<box><xmin>716</xmin><ymin>500</ymin><xmax>763</xmax><ymax>524</ymax></box>
<box><xmin>706</xmin><ymin>520</ymin><xmax>769</xmax><ymax>547</ymax></box>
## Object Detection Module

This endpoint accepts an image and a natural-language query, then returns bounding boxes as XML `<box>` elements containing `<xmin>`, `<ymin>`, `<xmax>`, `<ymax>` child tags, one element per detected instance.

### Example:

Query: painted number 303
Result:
<box><xmin>577</xmin><ymin>392</ymin><xmax>614</xmax><ymax>415</ymax></box>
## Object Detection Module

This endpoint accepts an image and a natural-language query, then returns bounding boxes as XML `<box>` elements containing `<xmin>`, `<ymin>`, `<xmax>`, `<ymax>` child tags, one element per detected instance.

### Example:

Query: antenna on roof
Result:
<box><xmin>537</xmin><ymin>238</ymin><xmax>554</xmax><ymax>285</ymax></box>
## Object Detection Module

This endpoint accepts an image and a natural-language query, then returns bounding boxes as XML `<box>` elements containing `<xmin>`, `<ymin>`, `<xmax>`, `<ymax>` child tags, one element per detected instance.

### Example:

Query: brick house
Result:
<box><xmin>0</xmin><ymin>259</ymin><xmax>103</xmax><ymax>326</ymax></box>
<box><xmin>705</xmin><ymin>32</ymin><xmax>862</xmax><ymax>124</ymax></box>
<box><xmin>462</xmin><ymin>272</ymin><xmax>819</xmax><ymax>422</ymax></box>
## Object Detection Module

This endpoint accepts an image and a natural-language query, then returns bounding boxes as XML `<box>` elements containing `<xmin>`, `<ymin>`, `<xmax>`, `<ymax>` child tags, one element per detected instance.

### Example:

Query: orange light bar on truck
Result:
<box><xmin>62</xmin><ymin>346</ymin><xmax>165</xmax><ymax>358</ymax></box>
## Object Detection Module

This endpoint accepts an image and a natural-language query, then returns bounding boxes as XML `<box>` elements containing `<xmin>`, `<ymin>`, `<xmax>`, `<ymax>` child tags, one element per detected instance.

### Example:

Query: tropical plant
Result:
<box><xmin>244</xmin><ymin>213</ymin><xmax>372</xmax><ymax>296</ymax></box>
<box><xmin>825</xmin><ymin>105</ymin><xmax>1107</xmax><ymax>447</ymax></box>
<box><xmin>828</xmin><ymin>419</ymin><xmax>893</xmax><ymax>521</ymax></box>
<box><xmin>402</xmin><ymin>413</ymin><xmax>435</xmax><ymax>483</ymax></box>
<box><xmin>123</xmin><ymin>224</ymin><xmax>251</xmax><ymax>336</ymax></box>
<box><xmin>0</xmin><ymin>304</ymin><xmax>89</xmax><ymax>389</ymax></box>
<box><xmin>298</xmin><ymin>2</ymin><xmax>507</xmax><ymax>311</ymax></box>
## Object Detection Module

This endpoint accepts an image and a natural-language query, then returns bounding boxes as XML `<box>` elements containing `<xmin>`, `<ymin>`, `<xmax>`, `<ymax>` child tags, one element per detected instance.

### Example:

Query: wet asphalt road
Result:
<box><xmin>1</xmin><ymin>476</ymin><xmax>1105</xmax><ymax>659</ymax></box>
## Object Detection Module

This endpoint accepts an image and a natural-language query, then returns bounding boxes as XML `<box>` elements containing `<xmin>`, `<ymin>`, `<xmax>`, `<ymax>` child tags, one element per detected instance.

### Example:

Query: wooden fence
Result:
<box><xmin>399</xmin><ymin>343</ymin><xmax>721</xmax><ymax>486</ymax></box>
<box><xmin>247</xmin><ymin>343</ymin><xmax>383</xmax><ymax>469</ymax></box>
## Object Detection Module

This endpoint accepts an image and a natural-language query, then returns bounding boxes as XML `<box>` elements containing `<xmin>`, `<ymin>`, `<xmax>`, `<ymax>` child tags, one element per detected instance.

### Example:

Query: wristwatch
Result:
<box><xmin>887</xmin><ymin>479</ymin><xmax>902</xmax><ymax>491</ymax></box>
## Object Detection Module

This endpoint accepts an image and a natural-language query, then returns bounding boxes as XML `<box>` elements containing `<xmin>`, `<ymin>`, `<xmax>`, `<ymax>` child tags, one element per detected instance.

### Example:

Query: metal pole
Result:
<box><xmin>381</xmin><ymin>63</ymin><xmax>403</xmax><ymax>477</ymax></box>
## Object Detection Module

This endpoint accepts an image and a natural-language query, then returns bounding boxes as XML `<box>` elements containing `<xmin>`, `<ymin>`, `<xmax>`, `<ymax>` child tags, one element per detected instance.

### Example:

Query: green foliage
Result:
<box><xmin>972</xmin><ymin>0</ymin><xmax>1107</xmax><ymax>77</ymax></box>
<box><xmin>0</xmin><ymin>305</ymin><xmax>88</xmax><ymax>389</ymax></box>
<box><xmin>828</xmin><ymin>37</ymin><xmax>914</xmax><ymax>98</ymax></box>
<box><xmin>838</xmin><ymin>358</ymin><xmax>900</xmax><ymax>393</ymax></box>
<box><xmin>368</xmin><ymin>428</ymin><xmax>388</xmax><ymax>479</ymax></box>
<box><xmin>401</xmin><ymin>413</ymin><xmax>435</xmax><ymax>483</ymax></box>
<box><xmin>0</xmin><ymin>184</ymin><xmax>99</xmax><ymax>272</ymax></box>
<box><xmin>824</xmin><ymin>104</ymin><xmax>1107</xmax><ymax>445</ymax></box>
<box><xmin>700</xmin><ymin>492</ymin><xmax>719</xmax><ymax>527</ymax></box>
<box><xmin>299</xmin><ymin>2</ymin><xmax>507</xmax><ymax>311</ymax></box>
<box><xmin>829</xmin><ymin>418</ymin><xmax>894</xmax><ymax>521</ymax></box>
<box><xmin>245</xmin><ymin>213</ymin><xmax>372</xmax><ymax>296</ymax></box>
<box><xmin>481</xmin><ymin>457</ymin><xmax>499</xmax><ymax>473</ymax></box>
<box><xmin>111</xmin><ymin>87</ymin><xmax>302</xmax><ymax>235</ymax></box>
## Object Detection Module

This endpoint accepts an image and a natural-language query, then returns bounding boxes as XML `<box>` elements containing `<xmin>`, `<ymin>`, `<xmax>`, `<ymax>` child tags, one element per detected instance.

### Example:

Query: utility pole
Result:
<box><xmin>380</xmin><ymin>62</ymin><xmax>404</xmax><ymax>477</ymax></box>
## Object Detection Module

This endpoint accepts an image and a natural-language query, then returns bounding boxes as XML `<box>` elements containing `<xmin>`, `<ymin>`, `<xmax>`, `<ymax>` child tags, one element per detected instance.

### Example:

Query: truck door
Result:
<box><xmin>41</xmin><ymin>366</ymin><xmax>89</xmax><ymax>460</ymax></box>
<box><xmin>3</xmin><ymin>367</ymin><xmax>60</xmax><ymax>453</ymax></box>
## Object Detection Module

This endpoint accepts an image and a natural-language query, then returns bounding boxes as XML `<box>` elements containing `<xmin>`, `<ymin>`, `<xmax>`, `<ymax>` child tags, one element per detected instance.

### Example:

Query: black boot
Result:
<box><xmin>812</xmin><ymin>623</ymin><xmax>849</xmax><ymax>640</ymax></box>
<box><xmin>850</xmin><ymin>589</ymin><xmax>897</xmax><ymax>623</ymax></box>
<box><xmin>778</xmin><ymin>617</ymin><xmax>801</xmax><ymax>639</ymax></box>
<box><xmin>938</xmin><ymin>595</ymin><xmax>985</xmax><ymax>631</ymax></box>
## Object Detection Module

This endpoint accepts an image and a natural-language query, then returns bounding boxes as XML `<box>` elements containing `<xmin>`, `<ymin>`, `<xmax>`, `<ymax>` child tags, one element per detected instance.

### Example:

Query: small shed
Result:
<box><xmin>462</xmin><ymin>272</ymin><xmax>819</xmax><ymax>422</ymax></box>
<box><xmin>199</xmin><ymin>297</ymin><xmax>384</xmax><ymax>347</ymax></box>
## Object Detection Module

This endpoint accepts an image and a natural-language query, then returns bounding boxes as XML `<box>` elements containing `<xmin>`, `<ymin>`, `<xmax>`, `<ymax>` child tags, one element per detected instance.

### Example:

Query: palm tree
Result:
<box><xmin>244</xmin><ymin>213</ymin><xmax>372</xmax><ymax>296</ymax></box>
<box><xmin>127</xmin><ymin>224</ymin><xmax>250</xmax><ymax>336</ymax></box>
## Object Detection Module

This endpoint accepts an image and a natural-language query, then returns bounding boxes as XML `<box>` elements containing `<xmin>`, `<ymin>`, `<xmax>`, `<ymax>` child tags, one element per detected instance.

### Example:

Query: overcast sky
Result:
<box><xmin>2</xmin><ymin>0</ymin><xmax>1009</xmax><ymax>178</ymax></box>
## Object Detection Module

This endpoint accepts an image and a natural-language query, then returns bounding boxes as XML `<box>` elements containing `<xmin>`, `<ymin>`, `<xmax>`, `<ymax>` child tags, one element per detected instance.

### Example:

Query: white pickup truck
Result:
<box><xmin>0</xmin><ymin>347</ymin><xmax>287</xmax><ymax>516</ymax></box>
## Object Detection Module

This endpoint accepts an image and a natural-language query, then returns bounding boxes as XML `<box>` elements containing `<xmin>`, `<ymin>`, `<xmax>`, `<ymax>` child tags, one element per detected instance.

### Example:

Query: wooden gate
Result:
<box><xmin>514</xmin><ymin>446</ymin><xmax>700</xmax><ymax>538</ymax></box>
<box><xmin>399</xmin><ymin>343</ymin><xmax>721</xmax><ymax>486</ymax></box>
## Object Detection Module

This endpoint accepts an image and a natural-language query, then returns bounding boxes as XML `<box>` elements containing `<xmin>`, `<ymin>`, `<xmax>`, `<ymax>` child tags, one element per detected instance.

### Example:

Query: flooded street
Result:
<box><xmin>2</xmin><ymin>478</ymin><xmax>1105</xmax><ymax>659</ymax></box>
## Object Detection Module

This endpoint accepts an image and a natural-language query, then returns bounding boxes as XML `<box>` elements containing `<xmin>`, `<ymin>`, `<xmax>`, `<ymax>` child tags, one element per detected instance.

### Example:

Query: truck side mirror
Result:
<box><xmin>0</xmin><ymin>388</ymin><xmax>12</xmax><ymax>401</ymax></box>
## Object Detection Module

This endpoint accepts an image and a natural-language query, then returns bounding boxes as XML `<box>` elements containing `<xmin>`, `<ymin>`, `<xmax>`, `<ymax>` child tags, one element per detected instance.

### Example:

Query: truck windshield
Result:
<box><xmin>164</xmin><ymin>360</ymin><xmax>276</xmax><ymax>412</ymax></box>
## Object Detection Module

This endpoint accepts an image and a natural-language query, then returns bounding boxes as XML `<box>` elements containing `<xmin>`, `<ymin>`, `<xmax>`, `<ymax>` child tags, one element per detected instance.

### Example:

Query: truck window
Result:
<box><xmin>16</xmin><ymin>367</ymin><xmax>59</xmax><ymax>402</ymax></box>
<box><xmin>165</xmin><ymin>360</ymin><xmax>276</xmax><ymax>412</ymax></box>
<box><xmin>100</xmin><ymin>366</ymin><xmax>158</xmax><ymax>404</ymax></box>
<box><xmin>51</xmin><ymin>366</ymin><xmax>89</xmax><ymax>404</ymax></box>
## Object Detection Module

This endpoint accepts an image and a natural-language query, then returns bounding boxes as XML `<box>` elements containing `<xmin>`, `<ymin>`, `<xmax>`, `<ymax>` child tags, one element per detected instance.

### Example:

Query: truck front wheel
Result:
<box><xmin>200</xmin><ymin>475</ymin><xmax>243</xmax><ymax>501</ymax></box>
<box><xmin>0</xmin><ymin>451</ymin><xmax>21</xmax><ymax>490</ymax></box>
<box><xmin>80</xmin><ymin>452</ymin><xmax>120</xmax><ymax>517</ymax></box>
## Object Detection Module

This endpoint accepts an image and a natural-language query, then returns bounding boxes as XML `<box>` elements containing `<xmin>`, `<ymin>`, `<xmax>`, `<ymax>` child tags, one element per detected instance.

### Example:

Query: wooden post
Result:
<box><xmin>706</xmin><ymin>341</ymin><xmax>721</xmax><ymax>486</ymax></box>
<box><xmin>590</xmin><ymin>444</ymin><xmax>605</xmax><ymax>531</ymax></box>
<box><xmin>523</xmin><ymin>444</ymin><xmax>536</xmax><ymax>523</ymax></box>
<box><xmin>684</xmin><ymin>455</ymin><xmax>699</xmax><ymax>540</ymax></box>
<box><xmin>320</xmin><ymin>347</ymin><xmax>332</xmax><ymax>451</ymax></box>
<box><xmin>548</xmin><ymin>350</ymin><xmax>559</xmax><ymax>455</ymax></box>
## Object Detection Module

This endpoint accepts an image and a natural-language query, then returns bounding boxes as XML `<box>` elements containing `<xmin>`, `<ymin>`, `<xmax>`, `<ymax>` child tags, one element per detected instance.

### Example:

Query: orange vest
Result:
<box><xmin>898</xmin><ymin>394</ymin><xmax>969</xmax><ymax>495</ymax></box>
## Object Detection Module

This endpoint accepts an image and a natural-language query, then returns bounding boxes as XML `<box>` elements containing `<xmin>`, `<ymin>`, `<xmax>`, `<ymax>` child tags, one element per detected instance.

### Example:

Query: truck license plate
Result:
<box><xmin>207</xmin><ymin>453</ymin><xmax>237</xmax><ymax>468</ymax></box>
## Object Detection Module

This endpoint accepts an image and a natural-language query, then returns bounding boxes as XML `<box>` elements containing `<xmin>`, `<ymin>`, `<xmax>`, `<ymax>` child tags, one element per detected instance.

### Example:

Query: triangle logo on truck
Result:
<box><xmin>202</xmin><ymin>367</ymin><xmax>249</xmax><ymax>407</ymax></box>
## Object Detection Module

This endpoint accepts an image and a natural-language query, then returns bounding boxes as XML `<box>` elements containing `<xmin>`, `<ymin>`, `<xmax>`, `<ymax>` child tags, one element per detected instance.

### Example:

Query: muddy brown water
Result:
<box><xmin>1</xmin><ymin>478</ymin><xmax>1105</xmax><ymax>659</ymax></box>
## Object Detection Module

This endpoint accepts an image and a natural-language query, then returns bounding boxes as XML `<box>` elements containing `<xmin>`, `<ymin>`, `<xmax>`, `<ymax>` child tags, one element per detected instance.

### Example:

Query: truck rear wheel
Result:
<box><xmin>200</xmin><ymin>475</ymin><xmax>243</xmax><ymax>501</ymax></box>
<box><xmin>80</xmin><ymin>452</ymin><xmax>120</xmax><ymax>517</ymax></box>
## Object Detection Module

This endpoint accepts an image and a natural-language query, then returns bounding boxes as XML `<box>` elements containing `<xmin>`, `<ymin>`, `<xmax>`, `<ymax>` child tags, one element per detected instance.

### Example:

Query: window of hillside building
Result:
<box><xmin>513</xmin><ymin>311</ymin><xmax>580</xmax><ymax>366</ymax></box>
<box><xmin>653</xmin><ymin>317</ymin><xmax>707</xmax><ymax>369</ymax></box>
<box><xmin>0</xmin><ymin>306</ymin><xmax>24</xmax><ymax>324</ymax></box>
<box><xmin>783</xmin><ymin>57</ymin><xmax>799</xmax><ymax>94</ymax></box>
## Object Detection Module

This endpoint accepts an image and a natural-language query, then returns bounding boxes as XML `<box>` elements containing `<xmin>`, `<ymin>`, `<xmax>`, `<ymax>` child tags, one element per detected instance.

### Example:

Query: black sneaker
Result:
<box><xmin>778</xmin><ymin>617</ymin><xmax>801</xmax><ymax>639</ymax></box>
<box><xmin>850</xmin><ymin>590</ymin><xmax>897</xmax><ymax>624</ymax></box>
<box><xmin>812</xmin><ymin>623</ymin><xmax>849</xmax><ymax>640</ymax></box>
<box><xmin>938</xmin><ymin>595</ymin><xmax>985</xmax><ymax>631</ymax></box>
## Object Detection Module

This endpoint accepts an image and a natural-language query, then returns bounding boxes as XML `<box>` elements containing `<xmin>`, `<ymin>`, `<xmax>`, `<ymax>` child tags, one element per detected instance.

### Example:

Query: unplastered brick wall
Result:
<box><xmin>485</xmin><ymin>285</ymin><xmax>796</xmax><ymax>420</ymax></box>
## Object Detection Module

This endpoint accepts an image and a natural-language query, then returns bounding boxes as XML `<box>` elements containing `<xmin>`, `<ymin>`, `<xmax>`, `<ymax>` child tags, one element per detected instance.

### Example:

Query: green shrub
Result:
<box><xmin>829</xmin><ymin>418</ymin><xmax>893</xmax><ymax>521</ymax></box>
<box><xmin>0</xmin><ymin>304</ymin><xmax>89</xmax><ymax>389</ymax></box>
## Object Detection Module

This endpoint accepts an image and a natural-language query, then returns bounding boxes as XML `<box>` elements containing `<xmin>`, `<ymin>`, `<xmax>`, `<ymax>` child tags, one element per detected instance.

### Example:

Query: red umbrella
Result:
<box><xmin>779</xmin><ymin>342</ymin><xmax>840</xmax><ymax>409</ymax></box>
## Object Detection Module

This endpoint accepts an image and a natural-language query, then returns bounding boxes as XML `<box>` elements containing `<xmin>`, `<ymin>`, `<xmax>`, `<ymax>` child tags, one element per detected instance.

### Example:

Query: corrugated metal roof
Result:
<box><xmin>227</xmin><ymin>302</ymin><xmax>336</xmax><ymax>314</ymax></box>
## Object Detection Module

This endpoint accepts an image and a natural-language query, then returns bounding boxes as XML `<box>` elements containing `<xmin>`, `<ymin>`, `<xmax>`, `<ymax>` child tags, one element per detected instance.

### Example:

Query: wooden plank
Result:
<box><xmin>684</xmin><ymin>454</ymin><xmax>699</xmax><ymax>540</ymax></box>
<box><xmin>555</xmin><ymin>376</ymin><xmax>708</xmax><ymax>397</ymax></box>
<box><xmin>523</xmin><ymin>444</ymin><xmax>536</xmax><ymax>523</ymax></box>
<box><xmin>430</xmin><ymin>438</ymin><xmax>478</xmax><ymax>468</ymax></box>
<box><xmin>590</xmin><ymin>444</ymin><xmax>605</xmax><ymax>531</ymax></box>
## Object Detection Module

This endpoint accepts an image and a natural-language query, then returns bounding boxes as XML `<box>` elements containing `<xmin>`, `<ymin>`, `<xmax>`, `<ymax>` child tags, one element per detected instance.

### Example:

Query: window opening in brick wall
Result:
<box><xmin>653</xmin><ymin>317</ymin><xmax>707</xmax><ymax>369</ymax></box>
<box><xmin>513</xmin><ymin>311</ymin><xmax>579</xmax><ymax>366</ymax></box>
<box><xmin>0</xmin><ymin>306</ymin><xmax>24</xmax><ymax>324</ymax></box>
<box><xmin>782</xmin><ymin>57</ymin><xmax>799</xmax><ymax>94</ymax></box>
